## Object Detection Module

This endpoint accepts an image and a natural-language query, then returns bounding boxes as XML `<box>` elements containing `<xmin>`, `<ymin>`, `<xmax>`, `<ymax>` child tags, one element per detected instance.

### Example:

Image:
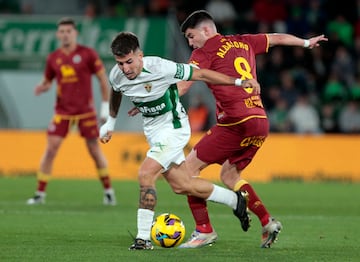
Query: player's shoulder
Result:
<box><xmin>46</xmin><ymin>48</ymin><xmax>62</xmax><ymax>62</ymax></box>
<box><xmin>76</xmin><ymin>44</ymin><xmax>93</xmax><ymax>50</ymax></box>
<box><xmin>143</xmin><ymin>56</ymin><xmax>172</xmax><ymax>72</ymax></box>
<box><xmin>109</xmin><ymin>63</ymin><xmax>120</xmax><ymax>77</ymax></box>
<box><xmin>143</xmin><ymin>56</ymin><xmax>166</xmax><ymax>65</ymax></box>
<box><xmin>109</xmin><ymin>64</ymin><xmax>124</xmax><ymax>83</ymax></box>
<box><xmin>223</xmin><ymin>33</ymin><xmax>246</xmax><ymax>40</ymax></box>
<box><xmin>232</xmin><ymin>33</ymin><xmax>267</xmax><ymax>41</ymax></box>
<box><xmin>76</xmin><ymin>44</ymin><xmax>98</xmax><ymax>54</ymax></box>
<box><xmin>48</xmin><ymin>48</ymin><xmax>61</xmax><ymax>57</ymax></box>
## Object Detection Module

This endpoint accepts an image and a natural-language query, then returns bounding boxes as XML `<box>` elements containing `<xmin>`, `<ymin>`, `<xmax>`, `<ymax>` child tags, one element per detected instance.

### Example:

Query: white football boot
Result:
<box><xmin>261</xmin><ymin>217</ymin><xmax>282</xmax><ymax>248</ymax></box>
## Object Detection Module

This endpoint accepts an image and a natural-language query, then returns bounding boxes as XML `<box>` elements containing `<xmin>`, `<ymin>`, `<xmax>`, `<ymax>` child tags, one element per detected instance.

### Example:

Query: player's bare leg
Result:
<box><xmin>129</xmin><ymin>157</ymin><xmax>161</xmax><ymax>250</ymax></box>
<box><xmin>27</xmin><ymin>135</ymin><xmax>63</xmax><ymax>205</ymax></box>
<box><xmin>86</xmin><ymin>138</ymin><xmax>116</xmax><ymax>205</ymax></box>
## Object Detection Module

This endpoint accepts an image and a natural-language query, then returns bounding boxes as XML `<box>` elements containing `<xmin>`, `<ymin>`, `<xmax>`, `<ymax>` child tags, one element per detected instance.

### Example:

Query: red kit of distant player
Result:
<box><xmin>44</xmin><ymin>45</ymin><xmax>104</xmax><ymax>137</ymax></box>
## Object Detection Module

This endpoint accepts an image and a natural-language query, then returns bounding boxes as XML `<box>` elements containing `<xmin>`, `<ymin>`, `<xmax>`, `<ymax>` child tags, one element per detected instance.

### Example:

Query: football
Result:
<box><xmin>151</xmin><ymin>213</ymin><xmax>186</xmax><ymax>248</ymax></box>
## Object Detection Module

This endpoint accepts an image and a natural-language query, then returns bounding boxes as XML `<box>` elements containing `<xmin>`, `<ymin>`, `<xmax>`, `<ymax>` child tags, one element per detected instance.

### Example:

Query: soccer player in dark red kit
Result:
<box><xmin>26</xmin><ymin>17</ymin><xmax>116</xmax><ymax>205</ymax></box>
<box><xmin>177</xmin><ymin>10</ymin><xmax>328</xmax><ymax>248</ymax></box>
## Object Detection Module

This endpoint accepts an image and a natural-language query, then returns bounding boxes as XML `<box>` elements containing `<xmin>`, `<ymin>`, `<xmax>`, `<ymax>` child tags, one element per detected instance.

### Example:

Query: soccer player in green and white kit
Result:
<box><xmin>100</xmin><ymin>31</ymin><xmax>260</xmax><ymax>250</ymax></box>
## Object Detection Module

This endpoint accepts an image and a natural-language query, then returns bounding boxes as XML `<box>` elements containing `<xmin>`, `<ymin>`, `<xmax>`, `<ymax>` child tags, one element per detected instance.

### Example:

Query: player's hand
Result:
<box><xmin>99</xmin><ymin>129</ymin><xmax>113</xmax><ymax>144</ymax></box>
<box><xmin>99</xmin><ymin>116</ymin><xmax>117</xmax><ymax>144</ymax></box>
<box><xmin>128</xmin><ymin>107</ymin><xmax>140</xmax><ymax>117</ymax></box>
<box><xmin>308</xmin><ymin>34</ymin><xmax>328</xmax><ymax>49</ymax></box>
<box><xmin>242</xmin><ymin>79</ymin><xmax>261</xmax><ymax>95</ymax></box>
<box><xmin>34</xmin><ymin>84</ymin><xmax>48</xmax><ymax>96</ymax></box>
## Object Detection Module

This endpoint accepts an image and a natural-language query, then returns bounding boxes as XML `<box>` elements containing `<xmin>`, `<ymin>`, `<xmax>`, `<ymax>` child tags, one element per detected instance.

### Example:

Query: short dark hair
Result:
<box><xmin>180</xmin><ymin>10</ymin><xmax>214</xmax><ymax>33</ymax></box>
<box><xmin>57</xmin><ymin>17</ymin><xmax>77</xmax><ymax>29</ymax></box>
<box><xmin>111</xmin><ymin>31</ymin><xmax>140</xmax><ymax>57</ymax></box>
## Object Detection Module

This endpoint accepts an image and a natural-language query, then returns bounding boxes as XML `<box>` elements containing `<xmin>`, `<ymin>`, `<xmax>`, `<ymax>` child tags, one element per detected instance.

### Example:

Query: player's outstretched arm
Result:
<box><xmin>96</xmin><ymin>69</ymin><xmax>111</xmax><ymax>123</ymax></box>
<box><xmin>99</xmin><ymin>89</ymin><xmax>122</xmax><ymax>144</ymax></box>
<box><xmin>268</xmin><ymin>33</ymin><xmax>328</xmax><ymax>49</ymax></box>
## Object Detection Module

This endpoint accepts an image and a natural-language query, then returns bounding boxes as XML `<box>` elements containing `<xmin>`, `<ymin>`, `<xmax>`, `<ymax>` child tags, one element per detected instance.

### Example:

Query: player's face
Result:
<box><xmin>114</xmin><ymin>50</ymin><xmax>143</xmax><ymax>80</ymax></box>
<box><xmin>184</xmin><ymin>27</ymin><xmax>207</xmax><ymax>49</ymax></box>
<box><xmin>56</xmin><ymin>24</ymin><xmax>77</xmax><ymax>48</ymax></box>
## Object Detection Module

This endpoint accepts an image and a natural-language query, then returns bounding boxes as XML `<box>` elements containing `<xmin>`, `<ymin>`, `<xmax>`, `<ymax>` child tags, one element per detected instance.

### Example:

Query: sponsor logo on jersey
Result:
<box><xmin>138</xmin><ymin>103</ymin><xmax>166</xmax><ymax>115</ymax></box>
<box><xmin>60</xmin><ymin>65</ymin><xmax>78</xmax><ymax>83</ymax></box>
<box><xmin>244</xmin><ymin>95</ymin><xmax>263</xmax><ymax>108</ymax></box>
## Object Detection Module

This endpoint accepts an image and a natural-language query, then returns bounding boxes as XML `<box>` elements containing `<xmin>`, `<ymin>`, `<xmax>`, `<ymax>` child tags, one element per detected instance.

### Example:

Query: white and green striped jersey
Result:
<box><xmin>109</xmin><ymin>56</ymin><xmax>194</xmax><ymax>134</ymax></box>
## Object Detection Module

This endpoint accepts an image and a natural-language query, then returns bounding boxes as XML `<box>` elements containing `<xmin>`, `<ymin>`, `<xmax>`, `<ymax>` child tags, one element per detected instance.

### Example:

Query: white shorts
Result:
<box><xmin>146</xmin><ymin>118</ymin><xmax>190</xmax><ymax>171</ymax></box>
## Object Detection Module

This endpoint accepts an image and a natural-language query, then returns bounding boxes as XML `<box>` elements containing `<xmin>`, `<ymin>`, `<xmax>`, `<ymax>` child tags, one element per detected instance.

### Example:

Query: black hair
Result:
<box><xmin>111</xmin><ymin>31</ymin><xmax>140</xmax><ymax>57</ymax></box>
<box><xmin>57</xmin><ymin>17</ymin><xmax>77</xmax><ymax>29</ymax></box>
<box><xmin>180</xmin><ymin>10</ymin><xmax>214</xmax><ymax>33</ymax></box>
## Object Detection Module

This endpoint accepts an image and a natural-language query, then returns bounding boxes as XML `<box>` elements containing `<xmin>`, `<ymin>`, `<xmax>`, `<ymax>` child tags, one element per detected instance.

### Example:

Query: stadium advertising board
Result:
<box><xmin>0</xmin><ymin>16</ymin><xmax>169</xmax><ymax>70</ymax></box>
<box><xmin>0</xmin><ymin>131</ymin><xmax>359</xmax><ymax>182</ymax></box>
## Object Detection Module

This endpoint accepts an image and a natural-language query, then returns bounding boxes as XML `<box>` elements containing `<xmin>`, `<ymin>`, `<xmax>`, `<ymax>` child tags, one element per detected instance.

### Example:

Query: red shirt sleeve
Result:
<box><xmin>240</xmin><ymin>33</ymin><xmax>269</xmax><ymax>54</ymax></box>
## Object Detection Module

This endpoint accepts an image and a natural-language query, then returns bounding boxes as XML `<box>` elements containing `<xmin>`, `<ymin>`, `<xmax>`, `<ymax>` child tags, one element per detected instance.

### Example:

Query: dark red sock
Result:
<box><xmin>37</xmin><ymin>180</ymin><xmax>48</xmax><ymax>192</ymax></box>
<box><xmin>240</xmin><ymin>183</ymin><xmax>270</xmax><ymax>226</ymax></box>
<box><xmin>187</xmin><ymin>195</ymin><xmax>213</xmax><ymax>233</ymax></box>
<box><xmin>100</xmin><ymin>176</ymin><xmax>111</xmax><ymax>189</ymax></box>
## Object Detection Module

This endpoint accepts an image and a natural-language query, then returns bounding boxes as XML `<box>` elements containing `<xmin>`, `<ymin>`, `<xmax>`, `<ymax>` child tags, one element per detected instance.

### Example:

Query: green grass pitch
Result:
<box><xmin>0</xmin><ymin>176</ymin><xmax>359</xmax><ymax>261</ymax></box>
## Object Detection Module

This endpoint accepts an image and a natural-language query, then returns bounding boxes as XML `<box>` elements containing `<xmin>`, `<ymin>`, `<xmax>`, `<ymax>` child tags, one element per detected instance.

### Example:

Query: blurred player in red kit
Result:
<box><xmin>26</xmin><ymin>17</ymin><xmax>116</xmax><ymax>205</ymax></box>
<box><xmin>177</xmin><ymin>10</ymin><xmax>327</xmax><ymax>248</ymax></box>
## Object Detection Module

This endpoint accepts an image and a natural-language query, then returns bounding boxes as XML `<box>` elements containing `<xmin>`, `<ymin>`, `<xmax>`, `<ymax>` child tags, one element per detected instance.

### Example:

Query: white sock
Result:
<box><xmin>206</xmin><ymin>184</ymin><xmax>237</xmax><ymax>210</ymax></box>
<box><xmin>136</xmin><ymin>208</ymin><xmax>155</xmax><ymax>240</ymax></box>
<box><xmin>35</xmin><ymin>191</ymin><xmax>46</xmax><ymax>197</ymax></box>
<box><xmin>104</xmin><ymin>188</ymin><xmax>114</xmax><ymax>194</ymax></box>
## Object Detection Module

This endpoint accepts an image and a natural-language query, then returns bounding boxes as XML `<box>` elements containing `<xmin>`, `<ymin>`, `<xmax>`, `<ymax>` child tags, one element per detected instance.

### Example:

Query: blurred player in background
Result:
<box><xmin>26</xmin><ymin>17</ymin><xmax>116</xmax><ymax>205</ymax></box>
<box><xmin>177</xmin><ymin>10</ymin><xmax>328</xmax><ymax>248</ymax></box>
<box><xmin>99</xmin><ymin>31</ymin><xmax>260</xmax><ymax>250</ymax></box>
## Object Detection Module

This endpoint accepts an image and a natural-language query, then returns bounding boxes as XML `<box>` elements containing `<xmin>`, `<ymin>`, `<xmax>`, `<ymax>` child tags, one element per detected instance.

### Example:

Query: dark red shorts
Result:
<box><xmin>194</xmin><ymin>117</ymin><xmax>269</xmax><ymax>170</ymax></box>
<box><xmin>47</xmin><ymin>112</ymin><xmax>99</xmax><ymax>139</ymax></box>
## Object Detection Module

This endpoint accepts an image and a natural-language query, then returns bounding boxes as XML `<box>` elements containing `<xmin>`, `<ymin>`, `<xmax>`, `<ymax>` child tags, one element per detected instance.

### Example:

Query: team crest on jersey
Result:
<box><xmin>144</xmin><ymin>83</ymin><xmax>152</xmax><ymax>92</ymax></box>
<box><xmin>73</xmin><ymin>54</ymin><xmax>81</xmax><ymax>64</ymax></box>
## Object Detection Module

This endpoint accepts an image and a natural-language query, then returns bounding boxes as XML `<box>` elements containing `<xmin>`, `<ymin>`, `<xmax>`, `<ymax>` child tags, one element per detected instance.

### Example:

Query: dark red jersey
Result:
<box><xmin>44</xmin><ymin>45</ymin><xmax>105</xmax><ymax>115</ymax></box>
<box><xmin>189</xmin><ymin>34</ymin><xmax>269</xmax><ymax>125</ymax></box>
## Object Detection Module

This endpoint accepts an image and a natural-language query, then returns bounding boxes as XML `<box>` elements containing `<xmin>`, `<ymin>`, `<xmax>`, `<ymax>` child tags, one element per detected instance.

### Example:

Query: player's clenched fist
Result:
<box><xmin>99</xmin><ymin>116</ymin><xmax>117</xmax><ymax>143</ymax></box>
